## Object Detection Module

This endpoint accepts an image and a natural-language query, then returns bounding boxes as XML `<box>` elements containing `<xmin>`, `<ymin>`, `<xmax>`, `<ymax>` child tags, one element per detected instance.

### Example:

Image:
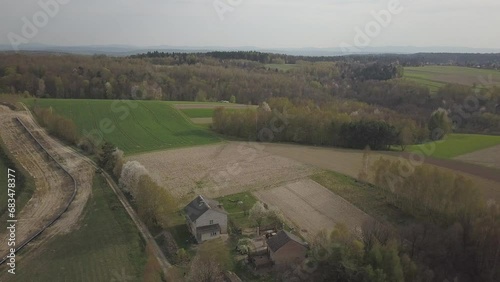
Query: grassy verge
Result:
<box><xmin>217</xmin><ymin>192</ymin><xmax>258</xmax><ymax>229</ymax></box>
<box><xmin>311</xmin><ymin>171</ymin><xmax>414</xmax><ymax>226</ymax></box>
<box><xmin>4</xmin><ymin>174</ymin><xmax>148</xmax><ymax>282</ymax></box>
<box><xmin>0</xmin><ymin>94</ymin><xmax>24</xmax><ymax>110</ymax></box>
<box><xmin>198</xmin><ymin>238</ymin><xmax>234</xmax><ymax>271</ymax></box>
<box><xmin>0</xmin><ymin>136</ymin><xmax>35</xmax><ymax>219</ymax></box>
<box><xmin>407</xmin><ymin>133</ymin><xmax>500</xmax><ymax>159</ymax></box>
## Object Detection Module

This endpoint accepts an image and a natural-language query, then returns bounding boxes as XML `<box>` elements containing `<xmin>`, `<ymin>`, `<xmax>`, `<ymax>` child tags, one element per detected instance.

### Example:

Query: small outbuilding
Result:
<box><xmin>267</xmin><ymin>230</ymin><xmax>308</xmax><ymax>266</ymax></box>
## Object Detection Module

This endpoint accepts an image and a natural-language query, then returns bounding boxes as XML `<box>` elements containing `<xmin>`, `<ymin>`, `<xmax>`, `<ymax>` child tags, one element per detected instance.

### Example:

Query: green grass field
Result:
<box><xmin>180</xmin><ymin>108</ymin><xmax>215</xmax><ymax>118</ymax></box>
<box><xmin>404</xmin><ymin>66</ymin><xmax>500</xmax><ymax>92</ymax></box>
<box><xmin>265</xmin><ymin>63</ymin><xmax>300</xmax><ymax>72</ymax></box>
<box><xmin>217</xmin><ymin>192</ymin><xmax>258</xmax><ymax>229</ymax></box>
<box><xmin>407</xmin><ymin>133</ymin><xmax>500</xmax><ymax>159</ymax></box>
<box><xmin>179</xmin><ymin>106</ymin><xmax>256</xmax><ymax>119</ymax></box>
<box><xmin>4</xmin><ymin>174</ymin><xmax>148</xmax><ymax>282</ymax></box>
<box><xmin>24</xmin><ymin>99</ymin><xmax>221</xmax><ymax>155</ymax></box>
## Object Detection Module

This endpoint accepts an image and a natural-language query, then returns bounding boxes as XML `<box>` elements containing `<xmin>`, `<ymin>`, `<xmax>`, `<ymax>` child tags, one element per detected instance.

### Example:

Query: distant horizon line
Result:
<box><xmin>2</xmin><ymin>42</ymin><xmax>500</xmax><ymax>50</ymax></box>
<box><xmin>1</xmin><ymin>43</ymin><xmax>500</xmax><ymax>56</ymax></box>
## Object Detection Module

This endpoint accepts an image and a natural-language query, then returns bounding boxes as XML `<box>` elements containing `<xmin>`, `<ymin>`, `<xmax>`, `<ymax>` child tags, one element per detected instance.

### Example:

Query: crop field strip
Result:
<box><xmin>254</xmin><ymin>179</ymin><xmax>372</xmax><ymax>240</ymax></box>
<box><xmin>24</xmin><ymin>99</ymin><xmax>221</xmax><ymax>154</ymax></box>
<box><xmin>404</xmin><ymin>66</ymin><xmax>500</xmax><ymax>92</ymax></box>
<box><xmin>407</xmin><ymin>133</ymin><xmax>500</xmax><ymax>159</ymax></box>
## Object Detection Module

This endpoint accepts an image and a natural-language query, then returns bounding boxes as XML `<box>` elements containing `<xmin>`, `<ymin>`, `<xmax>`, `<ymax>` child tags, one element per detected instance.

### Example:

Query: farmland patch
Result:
<box><xmin>454</xmin><ymin>144</ymin><xmax>500</xmax><ymax>170</ymax></box>
<box><xmin>253</xmin><ymin>179</ymin><xmax>372</xmax><ymax>240</ymax></box>
<box><xmin>404</xmin><ymin>66</ymin><xmax>500</xmax><ymax>92</ymax></box>
<box><xmin>23</xmin><ymin>99</ymin><xmax>221</xmax><ymax>154</ymax></box>
<box><xmin>127</xmin><ymin>142</ymin><xmax>317</xmax><ymax>199</ymax></box>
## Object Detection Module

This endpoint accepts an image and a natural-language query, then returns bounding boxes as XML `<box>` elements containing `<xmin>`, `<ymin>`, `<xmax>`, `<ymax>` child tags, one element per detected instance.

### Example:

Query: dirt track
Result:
<box><xmin>254</xmin><ymin>179</ymin><xmax>372</xmax><ymax>240</ymax></box>
<box><xmin>0</xmin><ymin>106</ymin><xmax>93</xmax><ymax>258</ymax></box>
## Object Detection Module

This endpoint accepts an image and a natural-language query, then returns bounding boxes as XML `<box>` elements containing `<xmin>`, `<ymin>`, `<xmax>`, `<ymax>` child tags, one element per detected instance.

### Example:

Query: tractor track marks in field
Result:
<box><xmin>129</xmin><ymin>103</ymin><xmax>167</xmax><ymax>148</ymax></box>
<box><xmin>106</xmin><ymin>107</ymin><xmax>143</xmax><ymax>152</ymax></box>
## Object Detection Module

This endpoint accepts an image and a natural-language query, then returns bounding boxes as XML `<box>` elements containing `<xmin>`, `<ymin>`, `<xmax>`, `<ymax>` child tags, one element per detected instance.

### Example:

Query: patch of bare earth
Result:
<box><xmin>0</xmin><ymin>107</ymin><xmax>93</xmax><ymax>259</ymax></box>
<box><xmin>261</xmin><ymin>143</ymin><xmax>366</xmax><ymax>179</ymax></box>
<box><xmin>253</xmin><ymin>179</ymin><xmax>372</xmax><ymax>240</ymax></box>
<box><xmin>128</xmin><ymin>142</ymin><xmax>317</xmax><ymax>200</ymax></box>
<box><xmin>454</xmin><ymin>145</ymin><xmax>500</xmax><ymax>170</ymax></box>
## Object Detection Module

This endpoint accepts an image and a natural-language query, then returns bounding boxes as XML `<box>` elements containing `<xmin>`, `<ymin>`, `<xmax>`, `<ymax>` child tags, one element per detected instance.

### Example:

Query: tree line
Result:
<box><xmin>212</xmin><ymin>97</ymin><xmax>428</xmax><ymax>150</ymax></box>
<box><xmin>2</xmin><ymin>52</ymin><xmax>500</xmax><ymax>134</ymax></box>
<box><xmin>131</xmin><ymin>51</ymin><xmax>500</xmax><ymax>69</ymax></box>
<box><xmin>302</xmin><ymin>158</ymin><xmax>499</xmax><ymax>281</ymax></box>
<box><xmin>97</xmin><ymin>141</ymin><xmax>177</xmax><ymax>230</ymax></box>
<box><xmin>366</xmin><ymin>158</ymin><xmax>500</xmax><ymax>281</ymax></box>
<box><xmin>32</xmin><ymin>106</ymin><xmax>79</xmax><ymax>145</ymax></box>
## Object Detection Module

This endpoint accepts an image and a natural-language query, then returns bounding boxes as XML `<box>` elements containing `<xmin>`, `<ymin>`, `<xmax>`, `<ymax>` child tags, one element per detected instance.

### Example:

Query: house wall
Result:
<box><xmin>199</xmin><ymin>230</ymin><xmax>221</xmax><ymax>242</ymax></box>
<box><xmin>195</xmin><ymin>210</ymin><xmax>228</xmax><ymax>233</ymax></box>
<box><xmin>186</xmin><ymin>217</ymin><xmax>197</xmax><ymax>236</ymax></box>
<box><xmin>270</xmin><ymin>241</ymin><xmax>307</xmax><ymax>266</ymax></box>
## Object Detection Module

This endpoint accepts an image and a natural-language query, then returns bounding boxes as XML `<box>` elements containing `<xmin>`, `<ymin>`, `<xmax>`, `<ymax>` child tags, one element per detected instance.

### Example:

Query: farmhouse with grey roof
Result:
<box><xmin>184</xmin><ymin>195</ymin><xmax>228</xmax><ymax>243</ymax></box>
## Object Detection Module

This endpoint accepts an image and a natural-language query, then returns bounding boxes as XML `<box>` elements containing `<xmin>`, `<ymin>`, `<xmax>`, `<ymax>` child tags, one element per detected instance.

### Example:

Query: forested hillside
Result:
<box><xmin>1</xmin><ymin>52</ymin><xmax>500</xmax><ymax>134</ymax></box>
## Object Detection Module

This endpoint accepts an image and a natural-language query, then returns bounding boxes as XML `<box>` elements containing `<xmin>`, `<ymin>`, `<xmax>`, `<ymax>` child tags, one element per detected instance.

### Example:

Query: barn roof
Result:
<box><xmin>267</xmin><ymin>230</ymin><xmax>307</xmax><ymax>253</ymax></box>
<box><xmin>184</xmin><ymin>195</ymin><xmax>227</xmax><ymax>222</ymax></box>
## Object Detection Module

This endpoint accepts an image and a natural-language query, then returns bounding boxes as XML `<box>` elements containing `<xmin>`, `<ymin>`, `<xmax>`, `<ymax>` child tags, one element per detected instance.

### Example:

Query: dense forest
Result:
<box><xmin>132</xmin><ymin>51</ymin><xmax>500</xmax><ymax>69</ymax></box>
<box><xmin>1</xmin><ymin>52</ymin><xmax>499</xmax><ymax>136</ymax></box>
<box><xmin>1</xmin><ymin>51</ymin><xmax>500</xmax><ymax>281</ymax></box>
<box><xmin>212</xmin><ymin>98</ymin><xmax>428</xmax><ymax>150</ymax></box>
<box><xmin>300</xmin><ymin>158</ymin><xmax>499</xmax><ymax>282</ymax></box>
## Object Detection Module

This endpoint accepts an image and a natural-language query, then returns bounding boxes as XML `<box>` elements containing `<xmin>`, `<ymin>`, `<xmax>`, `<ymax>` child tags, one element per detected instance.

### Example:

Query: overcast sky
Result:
<box><xmin>1</xmin><ymin>0</ymin><xmax>499</xmax><ymax>49</ymax></box>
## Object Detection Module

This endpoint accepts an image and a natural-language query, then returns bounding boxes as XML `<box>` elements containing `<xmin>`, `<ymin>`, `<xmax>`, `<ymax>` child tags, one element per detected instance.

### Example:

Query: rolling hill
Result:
<box><xmin>24</xmin><ymin>99</ymin><xmax>221</xmax><ymax>155</ymax></box>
